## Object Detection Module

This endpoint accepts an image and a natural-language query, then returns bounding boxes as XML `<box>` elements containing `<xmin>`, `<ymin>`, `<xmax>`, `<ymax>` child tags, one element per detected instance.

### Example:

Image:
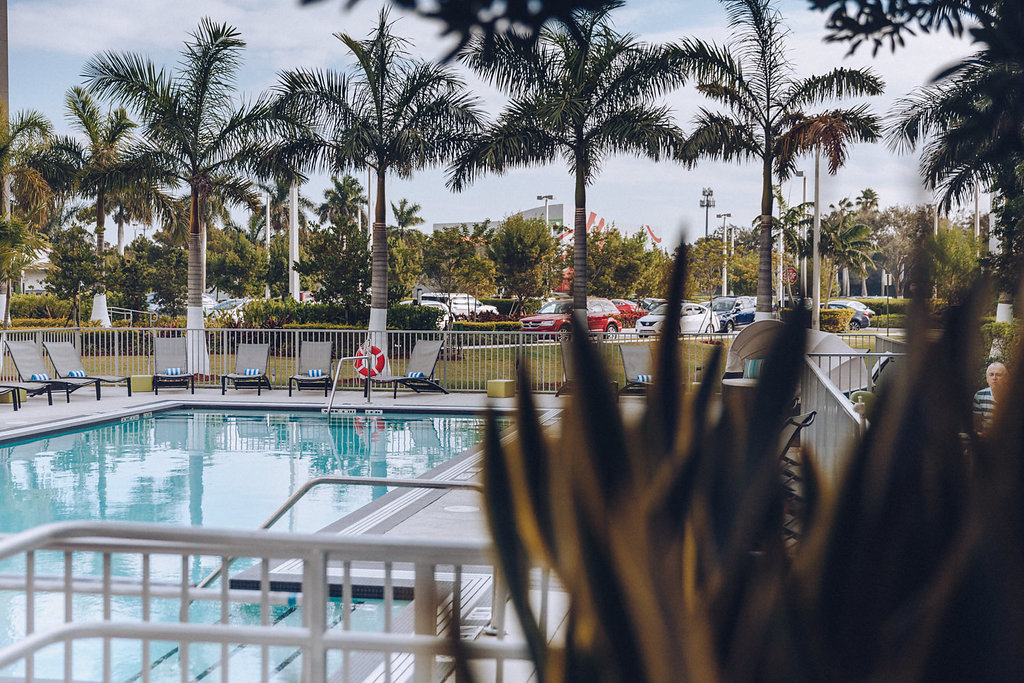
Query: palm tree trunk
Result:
<box><xmin>756</xmin><ymin>155</ymin><xmax>774</xmax><ymax>318</ymax></box>
<box><xmin>187</xmin><ymin>190</ymin><xmax>202</xmax><ymax>309</ymax></box>
<box><xmin>369</xmin><ymin>168</ymin><xmax>388</xmax><ymax>331</ymax></box>
<box><xmin>572</xmin><ymin>171</ymin><xmax>587</xmax><ymax>315</ymax></box>
<box><xmin>95</xmin><ymin>190</ymin><xmax>106</xmax><ymax>255</ymax></box>
<box><xmin>116</xmin><ymin>217</ymin><xmax>125</xmax><ymax>254</ymax></box>
<box><xmin>91</xmin><ymin>191</ymin><xmax>111</xmax><ymax>326</ymax></box>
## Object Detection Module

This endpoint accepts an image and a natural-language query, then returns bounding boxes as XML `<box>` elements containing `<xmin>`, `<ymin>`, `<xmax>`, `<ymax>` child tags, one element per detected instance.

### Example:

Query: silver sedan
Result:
<box><xmin>636</xmin><ymin>302</ymin><xmax>715</xmax><ymax>337</ymax></box>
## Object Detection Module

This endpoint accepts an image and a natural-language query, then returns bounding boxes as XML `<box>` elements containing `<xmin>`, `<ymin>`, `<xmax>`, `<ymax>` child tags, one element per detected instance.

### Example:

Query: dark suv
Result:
<box><xmin>711</xmin><ymin>296</ymin><xmax>757</xmax><ymax>332</ymax></box>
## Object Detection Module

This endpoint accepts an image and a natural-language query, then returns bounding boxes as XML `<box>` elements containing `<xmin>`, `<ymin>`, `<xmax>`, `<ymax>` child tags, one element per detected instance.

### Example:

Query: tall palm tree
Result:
<box><xmin>277</xmin><ymin>8</ymin><xmax>482</xmax><ymax>331</ymax></box>
<box><xmin>451</xmin><ymin>0</ymin><xmax>686</xmax><ymax>313</ymax></box>
<box><xmin>390</xmin><ymin>198</ymin><xmax>424</xmax><ymax>238</ymax></box>
<box><xmin>678</xmin><ymin>0</ymin><xmax>883</xmax><ymax>317</ymax></box>
<box><xmin>317</xmin><ymin>174</ymin><xmax>367</xmax><ymax>228</ymax></box>
<box><xmin>0</xmin><ymin>215</ymin><xmax>47</xmax><ymax>329</ymax></box>
<box><xmin>820</xmin><ymin>204</ymin><xmax>875</xmax><ymax>302</ymax></box>
<box><xmin>259</xmin><ymin>178</ymin><xmax>315</xmax><ymax>240</ymax></box>
<box><xmin>83</xmin><ymin>19</ymin><xmax>287</xmax><ymax>335</ymax></box>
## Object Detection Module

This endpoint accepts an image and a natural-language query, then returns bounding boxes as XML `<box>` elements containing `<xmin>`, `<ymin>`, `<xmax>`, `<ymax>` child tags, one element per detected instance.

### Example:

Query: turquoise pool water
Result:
<box><xmin>0</xmin><ymin>409</ymin><xmax>504</xmax><ymax>681</ymax></box>
<box><xmin>0</xmin><ymin>409</ymin><xmax>498</xmax><ymax>535</ymax></box>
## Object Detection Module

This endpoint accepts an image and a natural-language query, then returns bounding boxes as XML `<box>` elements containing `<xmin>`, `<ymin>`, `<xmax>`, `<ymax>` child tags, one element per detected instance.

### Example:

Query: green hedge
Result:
<box><xmin>779</xmin><ymin>308</ymin><xmax>854</xmax><ymax>333</ymax></box>
<box><xmin>481</xmin><ymin>298</ymin><xmax>542</xmax><ymax>317</ymax></box>
<box><xmin>238</xmin><ymin>299</ymin><xmax>442</xmax><ymax>330</ymax></box>
<box><xmin>871</xmin><ymin>314</ymin><xmax>907</xmax><ymax>329</ymax></box>
<box><xmin>452</xmin><ymin>321</ymin><xmax>524</xmax><ymax>331</ymax></box>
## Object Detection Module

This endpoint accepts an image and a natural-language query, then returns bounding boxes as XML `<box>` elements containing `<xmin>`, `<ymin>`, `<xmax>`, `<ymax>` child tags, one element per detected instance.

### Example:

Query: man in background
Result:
<box><xmin>974</xmin><ymin>361</ymin><xmax>1007</xmax><ymax>436</ymax></box>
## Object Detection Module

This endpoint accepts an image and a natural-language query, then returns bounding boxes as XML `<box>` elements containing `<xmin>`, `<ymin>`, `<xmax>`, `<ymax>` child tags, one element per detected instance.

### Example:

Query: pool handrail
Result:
<box><xmin>325</xmin><ymin>354</ymin><xmax>369</xmax><ymax>411</ymax></box>
<box><xmin>196</xmin><ymin>475</ymin><xmax>484</xmax><ymax>589</ymax></box>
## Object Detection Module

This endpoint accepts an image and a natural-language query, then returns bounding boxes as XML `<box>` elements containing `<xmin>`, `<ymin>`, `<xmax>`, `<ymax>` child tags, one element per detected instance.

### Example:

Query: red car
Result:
<box><xmin>610</xmin><ymin>298</ymin><xmax>642</xmax><ymax>317</ymax></box>
<box><xmin>520</xmin><ymin>297</ymin><xmax>622</xmax><ymax>337</ymax></box>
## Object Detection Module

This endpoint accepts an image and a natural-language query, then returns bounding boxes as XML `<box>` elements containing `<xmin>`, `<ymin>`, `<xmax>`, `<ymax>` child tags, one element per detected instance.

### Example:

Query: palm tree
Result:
<box><xmin>277</xmin><ymin>8</ymin><xmax>482</xmax><ymax>331</ymax></box>
<box><xmin>317</xmin><ymin>174</ymin><xmax>367</xmax><ymax>228</ymax></box>
<box><xmin>678</xmin><ymin>0</ymin><xmax>883</xmax><ymax>317</ymax></box>
<box><xmin>390</xmin><ymin>198</ymin><xmax>424</xmax><ymax>239</ymax></box>
<box><xmin>0</xmin><ymin>215</ymin><xmax>47</xmax><ymax>330</ymax></box>
<box><xmin>451</xmin><ymin>0</ymin><xmax>685</xmax><ymax>314</ymax></box>
<box><xmin>260</xmin><ymin>178</ymin><xmax>315</xmax><ymax>240</ymax></box>
<box><xmin>820</xmin><ymin>202</ymin><xmax>875</xmax><ymax>302</ymax></box>
<box><xmin>83</xmin><ymin>19</ymin><xmax>287</xmax><ymax>338</ymax></box>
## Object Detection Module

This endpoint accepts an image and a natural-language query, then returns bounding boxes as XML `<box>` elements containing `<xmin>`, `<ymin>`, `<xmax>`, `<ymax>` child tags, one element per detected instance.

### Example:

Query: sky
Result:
<box><xmin>8</xmin><ymin>0</ymin><xmax>986</xmax><ymax>247</ymax></box>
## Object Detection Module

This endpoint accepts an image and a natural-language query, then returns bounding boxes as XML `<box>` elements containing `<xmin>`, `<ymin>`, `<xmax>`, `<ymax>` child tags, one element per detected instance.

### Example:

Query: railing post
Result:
<box><xmin>413</xmin><ymin>562</ymin><xmax>437</xmax><ymax>683</ymax></box>
<box><xmin>303</xmin><ymin>550</ymin><xmax>328</xmax><ymax>682</ymax></box>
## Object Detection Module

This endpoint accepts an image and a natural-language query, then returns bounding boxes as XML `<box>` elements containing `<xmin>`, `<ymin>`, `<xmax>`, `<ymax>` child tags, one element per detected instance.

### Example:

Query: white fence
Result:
<box><xmin>0</xmin><ymin>521</ymin><xmax>541</xmax><ymax>683</ymax></box>
<box><xmin>0</xmin><ymin>326</ymin><xmax>886</xmax><ymax>395</ymax></box>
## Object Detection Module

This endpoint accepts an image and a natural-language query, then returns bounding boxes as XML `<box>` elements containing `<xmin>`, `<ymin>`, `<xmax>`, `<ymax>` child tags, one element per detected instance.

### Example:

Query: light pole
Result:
<box><xmin>794</xmin><ymin>170</ymin><xmax>807</xmax><ymax>297</ymax></box>
<box><xmin>812</xmin><ymin>148</ymin><xmax>822</xmax><ymax>330</ymax></box>
<box><xmin>717</xmin><ymin>212</ymin><xmax>731</xmax><ymax>295</ymax></box>
<box><xmin>537</xmin><ymin>194</ymin><xmax>554</xmax><ymax>232</ymax></box>
<box><xmin>701</xmin><ymin>187</ymin><xmax>715</xmax><ymax>239</ymax></box>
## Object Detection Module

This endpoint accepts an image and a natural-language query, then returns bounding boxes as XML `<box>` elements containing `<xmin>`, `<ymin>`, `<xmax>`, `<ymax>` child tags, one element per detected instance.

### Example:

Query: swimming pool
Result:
<box><xmin>0</xmin><ymin>408</ymin><xmax>507</xmax><ymax>680</ymax></box>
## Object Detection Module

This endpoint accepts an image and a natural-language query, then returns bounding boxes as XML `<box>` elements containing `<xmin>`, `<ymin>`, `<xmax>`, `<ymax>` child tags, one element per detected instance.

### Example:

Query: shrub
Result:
<box><xmin>871</xmin><ymin>314</ymin><xmax>907</xmax><ymax>329</ymax></box>
<box><xmin>779</xmin><ymin>308</ymin><xmax>853</xmax><ymax>332</ymax></box>
<box><xmin>236</xmin><ymin>299</ymin><xmax>442</xmax><ymax>331</ymax></box>
<box><xmin>386</xmin><ymin>305</ymin><xmax>444</xmax><ymax>330</ymax></box>
<box><xmin>451</xmin><ymin>321</ymin><xmax>524</xmax><ymax>331</ymax></box>
<box><xmin>981</xmin><ymin>320</ymin><xmax>1023</xmax><ymax>365</ymax></box>
<box><xmin>9</xmin><ymin>294</ymin><xmax>75</xmax><ymax>319</ymax></box>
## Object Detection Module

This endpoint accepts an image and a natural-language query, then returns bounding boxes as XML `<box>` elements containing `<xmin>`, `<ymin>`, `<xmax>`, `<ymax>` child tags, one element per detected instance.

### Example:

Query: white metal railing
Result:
<box><xmin>0</xmin><ymin>327</ymin><xmax>739</xmax><ymax>394</ymax></box>
<box><xmin>806</xmin><ymin>351</ymin><xmax>903</xmax><ymax>395</ymax></box>
<box><xmin>0</xmin><ymin>521</ymin><xmax>542</xmax><ymax>683</ymax></box>
<box><xmin>799</xmin><ymin>357</ymin><xmax>863</xmax><ymax>486</ymax></box>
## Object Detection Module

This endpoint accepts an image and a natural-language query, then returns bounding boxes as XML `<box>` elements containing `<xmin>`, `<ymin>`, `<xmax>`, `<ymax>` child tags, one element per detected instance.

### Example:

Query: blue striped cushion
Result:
<box><xmin>743</xmin><ymin>358</ymin><xmax>764</xmax><ymax>379</ymax></box>
<box><xmin>307</xmin><ymin>369</ymin><xmax>324</xmax><ymax>378</ymax></box>
<box><xmin>164</xmin><ymin>368</ymin><xmax>182</xmax><ymax>376</ymax></box>
<box><xmin>68</xmin><ymin>370</ymin><xmax>87</xmax><ymax>377</ymax></box>
<box><xmin>244</xmin><ymin>368</ymin><xmax>262</xmax><ymax>376</ymax></box>
<box><xmin>30</xmin><ymin>373</ymin><xmax>49</xmax><ymax>381</ymax></box>
<box><xmin>636</xmin><ymin>374</ymin><xmax>652</xmax><ymax>382</ymax></box>
<box><xmin>407</xmin><ymin>371</ymin><xmax>425</xmax><ymax>378</ymax></box>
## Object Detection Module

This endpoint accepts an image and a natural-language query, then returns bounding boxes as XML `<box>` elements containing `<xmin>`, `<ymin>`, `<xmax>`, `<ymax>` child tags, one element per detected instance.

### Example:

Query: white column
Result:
<box><xmin>289</xmin><ymin>181</ymin><xmax>300</xmax><ymax>301</ymax></box>
<box><xmin>811</xmin><ymin>148</ymin><xmax>821</xmax><ymax>331</ymax></box>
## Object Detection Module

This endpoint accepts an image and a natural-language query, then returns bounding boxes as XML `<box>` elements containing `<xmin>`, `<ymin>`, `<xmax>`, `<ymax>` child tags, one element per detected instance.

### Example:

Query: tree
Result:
<box><xmin>84</xmin><ymin>19</ymin><xmax>286</xmax><ymax>333</ymax></box>
<box><xmin>387</xmin><ymin>233</ymin><xmax>422</xmax><ymax>307</ymax></box>
<box><xmin>421</xmin><ymin>223</ymin><xmax>494</xmax><ymax>307</ymax></box>
<box><xmin>819</xmin><ymin>202</ymin><xmax>876</xmax><ymax>302</ymax></box>
<box><xmin>43</xmin><ymin>224</ymin><xmax>101</xmax><ymax>326</ymax></box>
<box><xmin>107</xmin><ymin>236</ymin><xmax>152</xmax><ymax>313</ymax></box>
<box><xmin>206</xmin><ymin>227</ymin><xmax>268</xmax><ymax>299</ymax></box>
<box><xmin>451</xmin><ymin>0</ymin><xmax>686</xmax><ymax>315</ymax></box>
<box><xmin>679</xmin><ymin>0</ymin><xmax>883</xmax><ymax>317</ymax></box>
<box><xmin>585</xmin><ymin>228</ymin><xmax>650</xmax><ymax>298</ymax></box>
<box><xmin>293</xmin><ymin>221</ymin><xmax>371</xmax><ymax>322</ymax></box>
<box><xmin>390</xmin><ymin>198</ymin><xmax>425</xmax><ymax>239</ymax></box>
<box><xmin>317</xmin><ymin>174</ymin><xmax>366</xmax><ymax>229</ymax></box>
<box><xmin>0</xmin><ymin>215</ymin><xmax>48</xmax><ymax>329</ymax></box>
<box><xmin>487</xmin><ymin>214</ymin><xmax>556</xmax><ymax>314</ymax></box>
<box><xmin>277</xmin><ymin>8</ymin><xmax>482</xmax><ymax>331</ymax></box>
<box><xmin>927</xmin><ymin>227</ymin><xmax>981</xmax><ymax>304</ymax></box>
<box><xmin>686</xmin><ymin>238</ymin><xmax>726</xmax><ymax>299</ymax></box>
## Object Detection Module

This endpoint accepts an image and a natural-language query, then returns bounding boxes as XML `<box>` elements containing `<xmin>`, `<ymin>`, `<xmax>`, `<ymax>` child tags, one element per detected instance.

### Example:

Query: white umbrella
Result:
<box><xmin>724</xmin><ymin>320</ymin><xmax>783</xmax><ymax>375</ymax></box>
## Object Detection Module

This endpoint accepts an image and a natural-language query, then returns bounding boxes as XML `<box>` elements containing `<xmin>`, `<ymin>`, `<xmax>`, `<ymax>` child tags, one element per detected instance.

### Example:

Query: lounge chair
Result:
<box><xmin>43</xmin><ymin>341</ymin><xmax>132</xmax><ymax>397</ymax></box>
<box><xmin>0</xmin><ymin>381</ymin><xmax>53</xmax><ymax>406</ymax></box>
<box><xmin>152</xmin><ymin>336</ymin><xmax>196</xmax><ymax>395</ymax></box>
<box><xmin>288</xmin><ymin>341</ymin><xmax>333</xmax><ymax>397</ymax></box>
<box><xmin>556</xmin><ymin>337</ymin><xmax>618</xmax><ymax>397</ymax></box>
<box><xmin>371</xmin><ymin>338</ymin><xmax>448</xmax><ymax>398</ymax></box>
<box><xmin>619</xmin><ymin>344</ymin><xmax>654</xmax><ymax>395</ymax></box>
<box><xmin>5</xmin><ymin>340</ymin><xmax>100</xmax><ymax>402</ymax></box>
<box><xmin>221</xmin><ymin>343</ymin><xmax>272</xmax><ymax>395</ymax></box>
<box><xmin>0</xmin><ymin>385</ymin><xmax>21</xmax><ymax>411</ymax></box>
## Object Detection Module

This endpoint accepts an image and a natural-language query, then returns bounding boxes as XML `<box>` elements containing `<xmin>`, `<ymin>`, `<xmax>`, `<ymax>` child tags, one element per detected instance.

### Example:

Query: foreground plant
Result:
<box><xmin>476</xmin><ymin>246</ymin><xmax>1024</xmax><ymax>682</ymax></box>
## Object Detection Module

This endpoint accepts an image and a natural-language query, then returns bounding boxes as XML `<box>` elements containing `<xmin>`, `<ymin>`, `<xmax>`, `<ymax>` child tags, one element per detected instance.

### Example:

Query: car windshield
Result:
<box><xmin>711</xmin><ymin>299</ymin><xmax>736</xmax><ymax>312</ymax></box>
<box><xmin>649</xmin><ymin>303</ymin><xmax>669</xmax><ymax>315</ymax></box>
<box><xmin>538</xmin><ymin>301</ymin><xmax>572</xmax><ymax>315</ymax></box>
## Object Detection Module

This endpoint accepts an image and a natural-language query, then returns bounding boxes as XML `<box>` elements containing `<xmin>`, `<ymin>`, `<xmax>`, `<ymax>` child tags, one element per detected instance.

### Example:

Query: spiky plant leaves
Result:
<box><xmin>480</xmin><ymin>411</ymin><xmax>548</xmax><ymax>677</ymax></box>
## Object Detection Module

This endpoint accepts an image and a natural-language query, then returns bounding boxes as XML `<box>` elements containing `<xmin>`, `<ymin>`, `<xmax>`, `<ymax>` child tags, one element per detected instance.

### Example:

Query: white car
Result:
<box><xmin>830</xmin><ymin>299</ymin><xmax>876</xmax><ymax>316</ymax></box>
<box><xmin>636</xmin><ymin>302</ymin><xmax>715</xmax><ymax>337</ymax></box>
<box><xmin>399</xmin><ymin>299</ymin><xmax>451</xmax><ymax>329</ymax></box>
<box><xmin>421</xmin><ymin>293</ymin><xmax>498</xmax><ymax>318</ymax></box>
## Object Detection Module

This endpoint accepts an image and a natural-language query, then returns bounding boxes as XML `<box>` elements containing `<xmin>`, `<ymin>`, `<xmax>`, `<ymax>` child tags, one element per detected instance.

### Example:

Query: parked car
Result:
<box><xmin>399</xmin><ymin>299</ymin><xmax>451</xmax><ymax>329</ymax></box>
<box><xmin>421</xmin><ymin>293</ymin><xmax>498</xmax><ymax>318</ymax></box>
<box><xmin>520</xmin><ymin>297</ymin><xmax>622</xmax><ymax>337</ymax></box>
<box><xmin>711</xmin><ymin>295</ymin><xmax>757</xmax><ymax>332</ymax></box>
<box><xmin>207</xmin><ymin>298</ymin><xmax>251</xmax><ymax>320</ymax></box>
<box><xmin>636</xmin><ymin>302</ymin><xmax>715</xmax><ymax>338</ymax></box>
<box><xmin>637</xmin><ymin>297</ymin><xmax>667</xmax><ymax>312</ymax></box>
<box><xmin>830</xmin><ymin>299</ymin><xmax>876</xmax><ymax>316</ymax></box>
<box><xmin>610</xmin><ymin>298</ymin><xmax>642</xmax><ymax>318</ymax></box>
<box><xmin>826</xmin><ymin>301</ymin><xmax>871</xmax><ymax>329</ymax></box>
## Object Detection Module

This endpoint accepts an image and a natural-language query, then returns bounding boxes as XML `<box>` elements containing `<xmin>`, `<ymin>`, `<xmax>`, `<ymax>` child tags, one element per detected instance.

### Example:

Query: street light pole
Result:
<box><xmin>717</xmin><ymin>212</ymin><xmax>731</xmax><ymax>295</ymax></box>
<box><xmin>537</xmin><ymin>194</ymin><xmax>554</xmax><ymax>232</ymax></box>
<box><xmin>812</xmin><ymin>148</ymin><xmax>822</xmax><ymax>330</ymax></box>
<box><xmin>701</xmin><ymin>187</ymin><xmax>715</xmax><ymax>239</ymax></box>
<box><xmin>794</xmin><ymin>170</ymin><xmax>807</xmax><ymax>297</ymax></box>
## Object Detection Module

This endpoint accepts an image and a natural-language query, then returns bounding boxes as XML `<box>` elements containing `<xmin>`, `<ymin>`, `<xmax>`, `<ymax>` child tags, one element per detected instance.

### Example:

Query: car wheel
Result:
<box><xmin>704</xmin><ymin>323</ymin><xmax>715</xmax><ymax>334</ymax></box>
<box><xmin>556</xmin><ymin>326</ymin><xmax>571</xmax><ymax>341</ymax></box>
<box><xmin>605</xmin><ymin>322</ymin><xmax>618</xmax><ymax>333</ymax></box>
<box><xmin>725</xmin><ymin>320</ymin><xmax>735</xmax><ymax>333</ymax></box>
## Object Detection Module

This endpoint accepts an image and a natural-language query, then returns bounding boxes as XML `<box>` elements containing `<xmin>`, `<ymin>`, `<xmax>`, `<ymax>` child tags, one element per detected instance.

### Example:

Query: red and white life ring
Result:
<box><xmin>354</xmin><ymin>345</ymin><xmax>387</xmax><ymax>377</ymax></box>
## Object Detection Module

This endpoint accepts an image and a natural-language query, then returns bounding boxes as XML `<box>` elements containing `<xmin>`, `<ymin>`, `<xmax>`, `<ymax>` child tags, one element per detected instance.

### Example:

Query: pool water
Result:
<box><xmin>0</xmin><ymin>409</ymin><xmax>499</xmax><ymax>536</ymax></box>
<box><xmin>0</xmin><ymin>409</ymin><xmax>504</xmax><ymax>680</ymax></box>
